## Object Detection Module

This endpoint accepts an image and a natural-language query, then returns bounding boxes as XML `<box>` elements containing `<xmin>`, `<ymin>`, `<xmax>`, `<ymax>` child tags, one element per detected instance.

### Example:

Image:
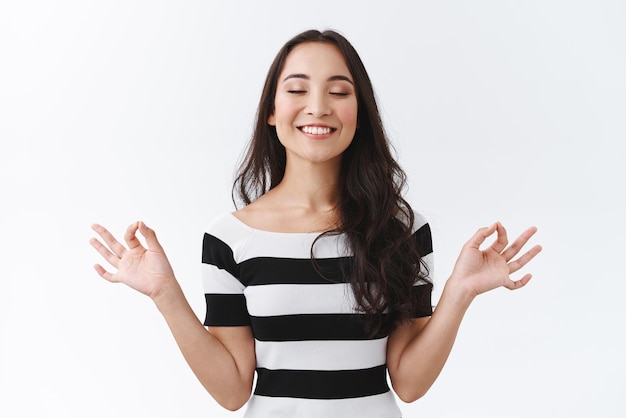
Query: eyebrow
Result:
<box><xmin>282</xmin><ymin>73</ymin><xmax>354</xmax><ymax>85</ymax></box>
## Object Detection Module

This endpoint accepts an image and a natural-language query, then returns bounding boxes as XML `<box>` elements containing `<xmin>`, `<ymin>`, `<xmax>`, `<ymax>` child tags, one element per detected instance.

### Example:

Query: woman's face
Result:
<box><xmin>269</xmin><ymin>42</ymin><xmax>358</xmax><ymax>169</ymax></box>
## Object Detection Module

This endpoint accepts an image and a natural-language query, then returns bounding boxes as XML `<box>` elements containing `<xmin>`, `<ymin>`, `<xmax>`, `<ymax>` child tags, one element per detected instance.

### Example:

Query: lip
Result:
<box><xmin>297</xmin><ymin>124</ymin><xmax>337</xmax><ymax>138</ymax></box>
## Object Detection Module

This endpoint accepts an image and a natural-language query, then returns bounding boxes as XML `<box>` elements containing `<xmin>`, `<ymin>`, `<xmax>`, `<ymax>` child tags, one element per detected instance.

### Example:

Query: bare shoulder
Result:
<box><xmin>233</xmin><ymin>191</ymin><xmax>338</xmax><ymax>233</ymax></box>
<box><xmin>232</xmin><ymin>194</ymin><xmax>279</xmax><ymax>231</ymax></box>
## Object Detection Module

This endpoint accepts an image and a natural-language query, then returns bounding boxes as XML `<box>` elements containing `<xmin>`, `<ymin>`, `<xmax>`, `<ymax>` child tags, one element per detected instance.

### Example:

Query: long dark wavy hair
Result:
<box><xmin>233</xmin><ymin>29</ymin><xmax>431</xmax><ymax>336</ymax></box>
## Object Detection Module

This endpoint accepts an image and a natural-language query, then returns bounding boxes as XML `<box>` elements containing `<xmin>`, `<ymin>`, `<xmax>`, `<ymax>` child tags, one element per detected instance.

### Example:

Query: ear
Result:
<box><xmin>268</xmin><ymin>113</ymin><xmax>276</xmax><ymax>126</ymax></box>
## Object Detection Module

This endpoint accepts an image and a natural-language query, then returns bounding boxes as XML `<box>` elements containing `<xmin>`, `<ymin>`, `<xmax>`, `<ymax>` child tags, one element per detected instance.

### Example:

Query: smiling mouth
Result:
<box><xmin>298</xmin><ymin>126</ymin><xmax>336</xmax><ymax>135</ymax></box>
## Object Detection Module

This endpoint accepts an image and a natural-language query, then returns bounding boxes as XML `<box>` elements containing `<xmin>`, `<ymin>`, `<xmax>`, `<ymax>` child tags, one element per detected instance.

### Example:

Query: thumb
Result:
<box><xmin>465</xmin><ymin>222</ymin><xmax>497</xmax><ymax>250</ymax></box>
<box><xmin>138</xmin><ymin>221</ymin><xmax>164</xmax><ymax>252</ymax></box>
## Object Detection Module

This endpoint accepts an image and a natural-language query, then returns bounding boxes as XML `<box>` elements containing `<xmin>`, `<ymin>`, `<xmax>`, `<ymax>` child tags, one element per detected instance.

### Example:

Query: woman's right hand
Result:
<box><xmin>90</xmin><ymin>221</ymin><xmax>176</xmax><ymax>300</ymax></box>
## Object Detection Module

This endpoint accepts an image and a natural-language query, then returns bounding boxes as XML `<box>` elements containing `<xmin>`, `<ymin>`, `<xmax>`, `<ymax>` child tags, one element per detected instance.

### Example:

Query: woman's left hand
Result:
<box><xmin>449</xmin><ymin>222</ymin><xmax>542</xmax><ymax>297</ymax></box>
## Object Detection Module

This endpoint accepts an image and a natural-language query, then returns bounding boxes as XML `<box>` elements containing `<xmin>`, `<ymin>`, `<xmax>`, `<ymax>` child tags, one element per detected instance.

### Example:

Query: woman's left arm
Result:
<box><xmin>387</xmin><ymin>222</ymin><xmax>542</xmax><ymax>403</ymax></box>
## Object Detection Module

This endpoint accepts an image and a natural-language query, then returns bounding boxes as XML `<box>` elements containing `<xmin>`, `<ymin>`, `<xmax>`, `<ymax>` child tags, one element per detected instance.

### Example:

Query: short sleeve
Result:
<box><xmin>411</xmin><ymin>216</ymin><xmax>434</xmax><ymax>318</ymax></box>
<box><xmin>202</xmin><ymin>232</ymin><xmax>251</xmax><ymax>327</ymax></box>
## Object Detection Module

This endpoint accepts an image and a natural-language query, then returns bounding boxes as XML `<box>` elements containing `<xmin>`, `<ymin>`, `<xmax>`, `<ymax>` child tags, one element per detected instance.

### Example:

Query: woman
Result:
<box><xmin>90</xmin><ymin>30</ymin><xmax>541</xmax><ymax>417</ymax></box>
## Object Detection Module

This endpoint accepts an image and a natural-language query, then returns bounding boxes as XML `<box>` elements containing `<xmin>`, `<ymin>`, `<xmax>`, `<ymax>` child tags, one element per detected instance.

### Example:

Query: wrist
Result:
<box><xmin>151</xmin><ymin>277</ymin><xmax>184</xmax><ymax>312</ymax></box>
<box><xmin>441</xmin><ymin>276</ymin><xmax>476</xmax><ymax>309</ymax></box>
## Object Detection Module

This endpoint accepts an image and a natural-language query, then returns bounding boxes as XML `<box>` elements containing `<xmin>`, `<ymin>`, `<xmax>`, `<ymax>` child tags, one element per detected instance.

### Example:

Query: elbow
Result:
<box><xmin>221</xmin><ymin>402</ymin><xmax>245</xmax><ymax>412</ymax></box>
<box><xmin>211</xmin><ymin>387</ymin><xmax>251</xmax><ymax>412</ymax></box>
<box><xmin>202</xmin><ymin>374</ymin><xmax>253</xmax><ymax>411</ymax></box>
<box><xmin>217</xmin><ymin>395</ymin><xmax>249</xmax><ymax>412</ymax></box>
<box><xmin>397</xmin><ymin>391</ymin><xmax>426</xmax><ymax>404</ymax></box>
<box><xmin>393</xmin><ymin>383</ymin><xmax>429</xmax><ymax>404</ymax></box>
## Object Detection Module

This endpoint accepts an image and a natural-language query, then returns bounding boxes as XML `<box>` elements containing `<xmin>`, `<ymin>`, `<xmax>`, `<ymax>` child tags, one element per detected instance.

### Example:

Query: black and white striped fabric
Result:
<box><xmin>202</xmin><ymin>213</ymin><xmax>433</xmax><ymax>418</ymax></box>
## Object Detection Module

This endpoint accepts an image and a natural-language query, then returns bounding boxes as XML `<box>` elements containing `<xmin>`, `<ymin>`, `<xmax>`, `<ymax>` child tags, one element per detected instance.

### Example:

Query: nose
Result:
<box><xmin>305</xmin><ymin>91</ymin><xmax>331</xmax><ymax>117</ymax></box>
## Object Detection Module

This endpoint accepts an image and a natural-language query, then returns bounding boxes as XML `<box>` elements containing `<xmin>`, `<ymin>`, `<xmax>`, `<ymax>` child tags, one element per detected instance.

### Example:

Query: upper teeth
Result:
<box><xmin>301</xmin><ymin>126</ymin><xmax>332</xmax><ymax>135</ymax></box>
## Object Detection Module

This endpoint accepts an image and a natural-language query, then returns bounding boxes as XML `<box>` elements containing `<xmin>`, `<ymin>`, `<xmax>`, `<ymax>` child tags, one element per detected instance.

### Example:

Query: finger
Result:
<box><xmin>91</xmin><ymin>224</ymin><xmax>127</xmax><ymax>257</ymax></box>
<box><xmin>93</xmin><ymin>264</ymin><xmax>117</xmax><ymax>283</ymax></box>
<box><xmin>503</xmin><ymin>273</ymin><xmax>532</xmax><ymax>291</ymax></box>
<box><xmin>465</xmin><ymin>223</ymin><xmax>498</xmax><ymax>250</ymax></box>
<box><xmin>507</xmin><ymin>244</ymin><xmax>543</xmax><ymax>274</ymax></box>
<box><xmin>501</xmin><ymin>226</ymin><xmax>538</xmax><ymax>262</ymax></box>
<box><xmin>489</xmin><ymin>222</ymin><xmax>508</xmax><ymax>254</ymax></box>
<box><xmin>89</xmin><ymin>237</ymin><xmax>120</xmax><ymax>269</ymax></box>
<box><xmin>138</xmin><ymin>222</ymin><xmax>163</xmax><ymax>252</ymax></box>
<box><xmin>124</xmin><ymin>222</ymin><xmax>143</xmax><ymax>250</ymax></box>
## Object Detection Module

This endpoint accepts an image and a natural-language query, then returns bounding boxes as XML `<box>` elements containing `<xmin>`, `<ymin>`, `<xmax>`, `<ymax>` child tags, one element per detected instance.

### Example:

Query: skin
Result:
<box><xmin>90</xmin><ymin>41</ymin><xmax>542</xmax><ymax>410</ymax></box>
<box><xmin>241</xmin><ymin>42</ymin><xmax>358</xmax><ymax>233</ymax></box>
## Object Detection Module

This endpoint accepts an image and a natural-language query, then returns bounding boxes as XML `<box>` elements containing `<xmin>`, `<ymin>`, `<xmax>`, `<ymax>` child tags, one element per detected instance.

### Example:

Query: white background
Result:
<box><xmin>1</xmin><ymin>1</ymin><xmax>624</xmax><ymax>417</ymax></box>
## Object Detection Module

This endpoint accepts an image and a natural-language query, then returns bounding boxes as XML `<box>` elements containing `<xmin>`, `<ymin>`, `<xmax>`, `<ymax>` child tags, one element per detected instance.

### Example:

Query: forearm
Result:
<box><xmin>90</xmin><ymin>222</ymin><xmax>254</xmax><ymax>409</ymax></box>
<box><xmin>152</xmin><ymin>281</ymin><xmax>253</xmax><ymax>410</ymax></box>
<box><xmin>390</xmin><ymin>279</ymin><xmax>474</xmax><ymax>402</ymax></box>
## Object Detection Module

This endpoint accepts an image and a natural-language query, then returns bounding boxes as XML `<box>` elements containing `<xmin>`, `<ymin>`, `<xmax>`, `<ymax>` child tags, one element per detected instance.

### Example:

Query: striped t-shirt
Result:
<box><xmin>202</xmin><ymin>213</ymin><xmax>433</xmax><ymax>418</ymax></box>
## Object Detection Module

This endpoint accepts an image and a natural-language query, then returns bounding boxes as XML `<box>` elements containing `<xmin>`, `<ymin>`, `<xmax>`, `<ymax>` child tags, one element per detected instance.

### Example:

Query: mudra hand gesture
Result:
<box><xmin>449</xmin><ymin>222</ymin><xmax>542</xmax><ymax>298</ymax></box>
<box><xmin>90</xmin><ymin>221</ymin><xmax>176</xmax><ymax>300</ymax></box>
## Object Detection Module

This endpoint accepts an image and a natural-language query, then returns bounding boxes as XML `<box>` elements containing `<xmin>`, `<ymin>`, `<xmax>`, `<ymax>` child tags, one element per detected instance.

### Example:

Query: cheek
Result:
<box><xmin>337</xmin><ymin>103</ymin><xmax>358</xmax><ymax>130</ymax></box>
<box><xmin>272</xmin><ymin>97</ymin><xmax>298</xmax><ymax>124</ymax></box>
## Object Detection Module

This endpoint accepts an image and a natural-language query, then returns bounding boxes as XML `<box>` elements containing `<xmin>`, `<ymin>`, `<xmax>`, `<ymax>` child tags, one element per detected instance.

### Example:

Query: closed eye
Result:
<box><xmin>287</xmin><ymin>90</ymin><xmax>306</xmax><ymax>94</ymax></box>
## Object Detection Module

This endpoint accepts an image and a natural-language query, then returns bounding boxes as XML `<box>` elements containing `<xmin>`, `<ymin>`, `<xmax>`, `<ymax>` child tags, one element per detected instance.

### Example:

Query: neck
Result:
<box><xmin>275</xmin><ymin>158</ymin><xmax>342</xmax><ymax>211</ymax></box>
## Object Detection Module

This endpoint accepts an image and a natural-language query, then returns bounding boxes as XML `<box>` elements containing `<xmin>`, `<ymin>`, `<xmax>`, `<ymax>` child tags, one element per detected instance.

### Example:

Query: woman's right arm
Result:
<box><xmin>90</xmin><ymin>221</ymin><xmax>255</xmax><ymax>411</ymax></box>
